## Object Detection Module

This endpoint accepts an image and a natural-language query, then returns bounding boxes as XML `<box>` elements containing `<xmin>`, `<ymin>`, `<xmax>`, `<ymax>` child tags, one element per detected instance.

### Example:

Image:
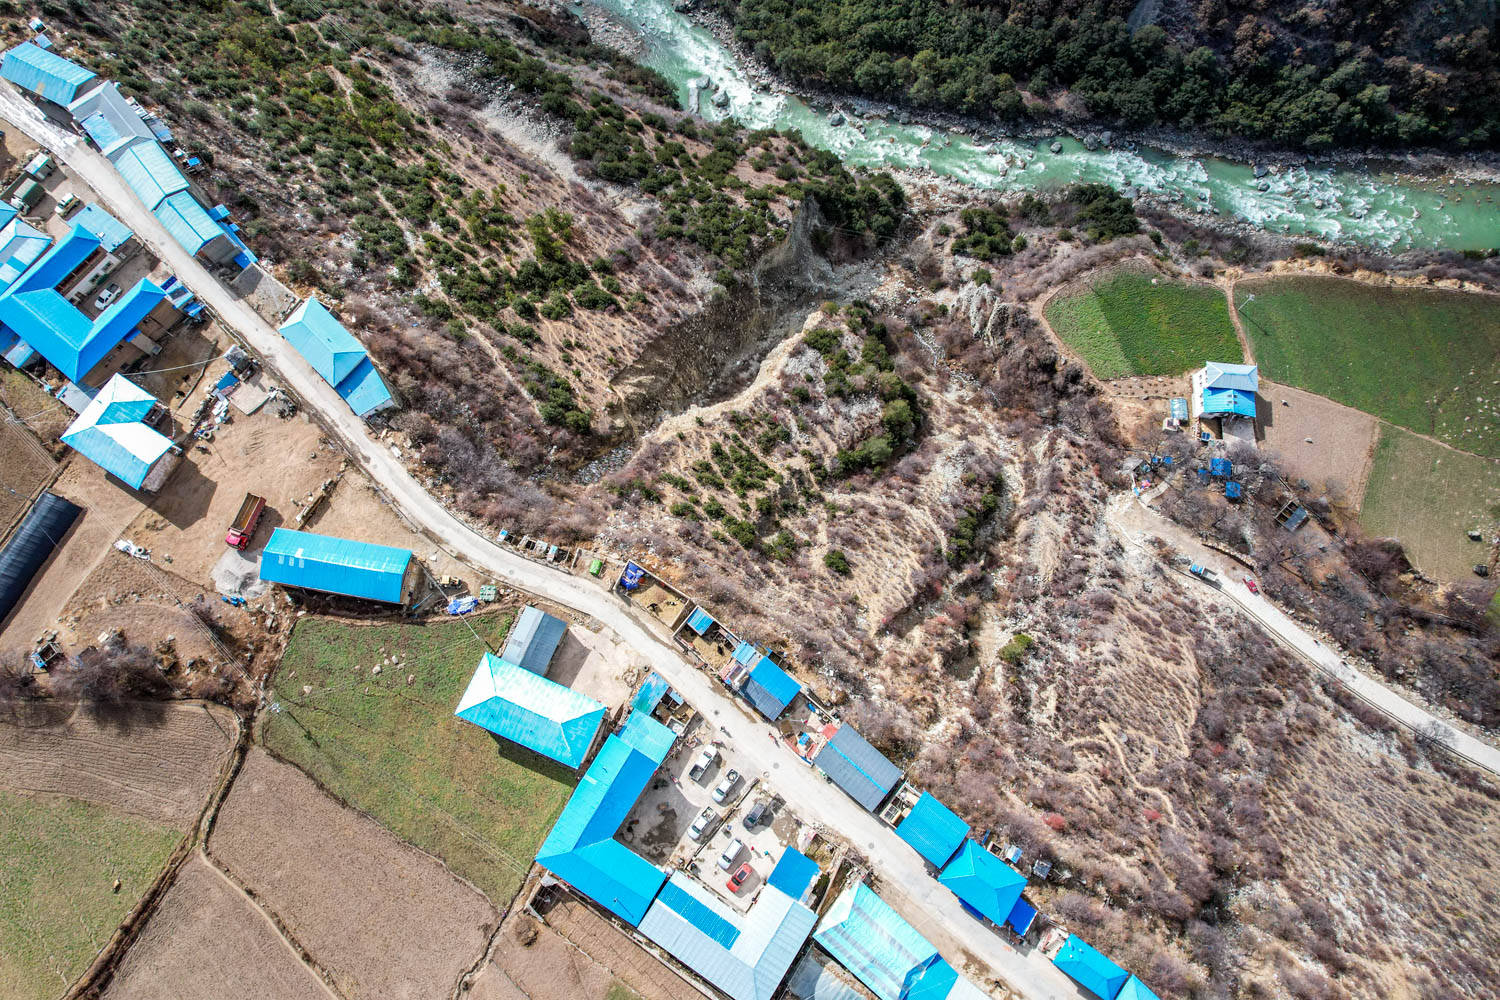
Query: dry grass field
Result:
<box><xmin>0</xmin><ymin>418</ymin><xmax>54</xmax><ymax>534</ymax></box>
<box><xmin>102</xmin><ymin>854</ymin><xmax>332</xmax><ymax>1000</ymax></box>
<box><xmin>1256</xmin><ymin>379</ymin><xmax>1380</xmax><ymax>504</ymax></box>
<box><xmin>209</xmin><ymin>749</ymin><xmax>498</xmax><ymax>999</ymax></box>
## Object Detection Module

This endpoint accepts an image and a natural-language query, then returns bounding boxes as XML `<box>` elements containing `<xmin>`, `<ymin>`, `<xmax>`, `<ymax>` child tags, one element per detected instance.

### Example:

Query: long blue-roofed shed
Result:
<box><xmin>813</xmin><ymin>883</ymin><xmax>988</xmax><ymax>1000</ymax></box>
<box><xmin>938</xmin><ymin>840</ymin><xmax>1026</xmax><ymax>926</ymax></box>
<box><xmin>1</xmin><ymin>42</ymin><xmax>96</xmax><ymax>105</ymax></box>
<box><xmin>895</xmin><ymin>793</ymin><xmax>970</xmax><ymax>869</ymax></box>
<box><xmin>535</xmin><ymin>710</ymin><xmax>675</xmax><ymax>926</ymax></box>
<box><xmin>258</xmin><ymin>527</ymin><xmax>416</xmax><ymax>604</ymax></box>
<box><xmin>813</xmin><ymin>725</ymin><xmax>902</xmax><ymax>812</ymax></box>
<box><xmin>1052</xmin><ymin>935</ymin><xmax>1130</xmax><ymax>1000</ymax></box>
<box><xmin>454</xmin><ymin>652</ymin><xmax>605</xmax><ymax>768</ymax></box>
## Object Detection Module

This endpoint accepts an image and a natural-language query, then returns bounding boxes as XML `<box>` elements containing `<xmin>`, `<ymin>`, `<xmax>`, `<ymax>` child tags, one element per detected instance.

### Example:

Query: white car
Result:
<box><xmin>688</xmin><ymin>747</ymin><xmax>718</xmax><ymax>782</ymax></box>
<box><xmin>94</xmin><ymin>283</ymin><xmax>121</xmax><ymax>310</ymax></box>
<box><xmin>712</xmin><ymin>768</ymin><xmax>740</xmax><ymax>804</ymax></box>
<box><xmin>718</xmin><ymin>838</ymin><xmax>745</xmax><ymax>871</ymax></box>
<box><xmin>688</xmin><ymin>807</ymin><xmax>717</xmax><ymax>841</ymax></box>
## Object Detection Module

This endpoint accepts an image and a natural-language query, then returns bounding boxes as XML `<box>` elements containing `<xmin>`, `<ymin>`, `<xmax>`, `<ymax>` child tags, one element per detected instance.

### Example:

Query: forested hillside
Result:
<box><xmin>718</xmin><ymin>0</ymin><xmax>1500</xmax><ymax>150</ymax></box>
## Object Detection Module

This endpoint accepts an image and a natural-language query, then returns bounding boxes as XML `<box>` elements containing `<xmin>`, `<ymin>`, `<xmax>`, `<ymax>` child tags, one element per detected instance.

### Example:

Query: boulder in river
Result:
<box><xmin>1083</xmin><ymin>134</ymin><xmax>1099</xmax><ymax>150</ymax></box>
<box><xmin>711</xmin><ymin>90</ymin><xmax>730</xmax><ymax>108</ymax></box>
<box><xmin>1049</xmin><ymin>140</ymin><xmax>1063</xmax><ymax>154</ymax></box>
<box><xmin>1253</xmin><ymin>163</ymin><xmax>1269</xmax><ymax>178</ymax></box>
<box><xmin>828</xmin><ymin>111</ymin><xmax>845</xmax><ymax>126</ymax></box>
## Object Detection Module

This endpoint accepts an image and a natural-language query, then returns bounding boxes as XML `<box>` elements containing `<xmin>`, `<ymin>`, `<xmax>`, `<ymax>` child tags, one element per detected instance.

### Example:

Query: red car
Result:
<box><xmin>1243</xmin><ymin>576</ymin><xmax>1259</xmax><ymax>593</ymax></box>
<box><xmin>726</xmin><ymin>862</ymin><xmax>753</xmax><ymax>892</ymax></box>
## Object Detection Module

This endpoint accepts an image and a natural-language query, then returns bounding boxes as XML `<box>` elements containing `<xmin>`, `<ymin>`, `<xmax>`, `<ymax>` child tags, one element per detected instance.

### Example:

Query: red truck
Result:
<box><xmin>225</xmin><ymin>493</ymin><xmax>266</xmax><ymax>549</ymax></box>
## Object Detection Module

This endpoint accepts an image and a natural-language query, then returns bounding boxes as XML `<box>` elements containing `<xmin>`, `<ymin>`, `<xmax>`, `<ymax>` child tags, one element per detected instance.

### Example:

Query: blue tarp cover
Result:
<box><xmin>767</xmin><ymin>848</ymin><xmax>819</xmax><ymax>900</ymax></box>
<box><xmin>1225</xmin><ymin>481</ymin><xmax>1243</xmax><ymax>499</ymax></box>
<box><xmin>1209</xmin><ymin>458</ymin><xmax>1232</xmax><ymax>477</ymax></box>
<box><xmin>620</xmin><ymin>562</ymin><xmax>645</xmax><ymax>589</ymax></box>
<box><xmin>896</xmin><ymin>793</ymin><xmax>970</xmax><ymax>869</ymax></box>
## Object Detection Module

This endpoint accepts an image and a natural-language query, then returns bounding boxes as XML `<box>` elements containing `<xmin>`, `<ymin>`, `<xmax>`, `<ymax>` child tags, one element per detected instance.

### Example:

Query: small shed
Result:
<box><xmin>1168</xmin><ymin>397</ymin><xmax>1188</xmax><ymax>424</ymax></box>
<box><xmin>1209</xmin><ymin>457</ymin><xmax>1232</xmax><ymax>478</ymax></box>
<box><xmin>768</xmin><ymin>848</ymin><xmax>820</xmax><ymax>901</ymax></box>
<box><xmin>502</xmin><ymin>605</ymin><xmax>567</xmax><ymax>676</ymax></box>
<box><xmin>1006</xmin><ymin>897</ymin><xmax>1037</xmax><ymax>937</ymax></box>
<box><xmin>258</xmin><ymin>528</ymin><xmax>416</xmax><ymax>604</ymax></box>
<box><xmin>686</xmin><ymin>606</ymin><xmax>715</xmax><ymax>634</ymax></box>
<box><xmin>895</xmin><ymin>792</ymin><xmax>970</xmax><ymax>868</ymax></box>
<box><xmin>742</xmin><ymin>655</ymin><xmax>801</xmax><ymax>720</ymax></box>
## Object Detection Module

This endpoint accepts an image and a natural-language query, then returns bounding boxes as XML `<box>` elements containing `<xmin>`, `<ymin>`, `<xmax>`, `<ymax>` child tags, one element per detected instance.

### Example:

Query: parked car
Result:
<box><xmin>712</xmin><ymin>768</ymin><xmax>741</xmax><ymax>803</ymax></box>
<box><xmin>1242</xmin><ymin>575</ymin><xmax>1259</xmax><ymax>593</ymax></box>
<box><xmin>688</xmin><ymin>806</ymin><xmax>717</xmax><ymax>841</ymax></box>
<box><xmin>717</xmin><ymin>838</ymin><xmax>745</xmax><ymax>870</ymax></box>
<box><xmin>688</xmin><ymin>748</ymin><xmax>718</xmax><ymax>782</ymax></box>
<box><xmin>54</xmin><ymin>192</ymin><xmax>78</xmax><ymax>216</ymax></box>
<box><xmin>726</xmin><ymin>862</ymin><xmax>753</xmax><ymax>892</ymax></box>
<box><xmin>94</xmin><ymin>283</ymin><xmax>121</xmax><ymax>310</ymax></box>
<box><xmin>743</xmin><ymin>798</ymin><xmax>771</xmax><ymax>829</ymax></box>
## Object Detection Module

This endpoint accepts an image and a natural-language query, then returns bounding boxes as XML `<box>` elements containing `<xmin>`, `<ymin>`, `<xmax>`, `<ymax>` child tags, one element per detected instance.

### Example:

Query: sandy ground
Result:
<box><xmin>102</xmin><ymin>853</ymin><xmax>333</xmax><ymax>1000</ymax></box>
<box><xmin>209</xmin><ymin>748</ymin><xmax>497</xmax><ymax>1000</ymax></box>
<box><xmin>0</xmin><ymin>700</ymin><xmax>236</xmax><ymax>827</ymax></box>
<box><xmin>1256</xmin><ymin>379</ymin><xmax>1379</xmax><ymax>505</ymax></box>
<box><xmin>545</xmin><ymin>625</ymin><xmax>641</xmax><ymax>709</ymax></box>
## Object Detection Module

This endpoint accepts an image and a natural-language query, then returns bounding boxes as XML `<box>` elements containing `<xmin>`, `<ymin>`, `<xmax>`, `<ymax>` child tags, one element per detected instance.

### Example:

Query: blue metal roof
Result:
<box><xmin>334</xmin><ymin>355</ymin><xmax>393</xmax><ymax>417</ymax></box>
<box><xmin>71</xmin><ymin>204</ymin><xmax>133</xmax><ymax>253</ymax></box>
<box><xmin>70</xmin><ymin>83</ymin><xmax>156</xmax><ymax>157</ymax></box>
<box><xmin>640</xmin><ymin>875</ymin><xmax>817</xmax><ymax>1000</ymax></box>
<box><xmin>113</xmin><ymin>142</ymin><xmax>188</xmax><ymax>211</ymax></box>
<box><xmin>767</xmin><ymin>849</ymin><xmax>819</xmax><ymax>900</ymax></box>
<box><xmin>536</xmin><ymin>710</ymin><xmax>675</xmax><ymax>926</ymax></box>
<box><xmin>1116</xmin><ymin>976</ymin><xmax>1160</xmax><ymax>1000</ymax></box>
<box><xmin>502</xmin><ymin>605</ymin><xmax>568</xmax><ymax>676</ymax></box>
<box><xmin>279</xmin><ymin>297</ymin><xmax>392</xmax><ymax>416</ymax></box>
<box><xmin>1201</xmin><ymin>387</ymin><xmax>1255</xmax><ymax>417</ymax></box>
<box><xmin>743</xmin><ymin>657</ymin><xmax>800</xmax><ymax>720</ymax></box>
<box><xmin>59</xmin><ymin>374</ymin><xmax>171</xmax><ymax>489</ymax></box>
<box><xmin>896</xmin><ymin>793</ymin><xmax>970</xmax><ymax>869</ymax></box>
<box><xmin>813</xmin><ymin>883</ymin><xmax>940</xmax><ymax>1000</ymax></box>
<box><xmin>732</xmin><ymin>640</ymin><xmax>759</xmax><ymax>665</ymax></box>
<box><xmin>938</xmin><ymin>840</ymin><xmax>1025</xmax><ymax>926</ymax></box>
<box><xmin>632</xmin><ymin>671</ymin><xmax>671</xmax><ymax>715</ymax></box>
<box><xmin>687</xmin><ymin>606</ymin><xmax>715</xmax><ymax>634</ymax></box>
<box><xmin>1005</xmin><ymin>897</ymin><xmax>1036</xmax><ymax>936</ymax></box>
<box><xmin>454</xmin><ymin>652</ymin><xmax>605</xmax><ymax>768</ymax></box>
<box><xmin>0</xmin><ymin>219</ymin><xmax>51</xmax><ymax>290</ymax></box>
<box><xmin>153</xmin><ymin>190</ymin><xmax>222</xmax><ymax>256</ymax></box>
<box><xmin>1</xmin><ymin>42</ymin><xmax>95</xmax><ymax>104</ymax></box>
<box><xmin>1052</xmin><ymin>936</ymin><xmax>1129</xmax><ymax>1000</ymax></box>
<box><xmin>1202</xmin><ymin>361</ymin><xmax>1258</xmax><ymax>394</ymax></box>
<box><xmin>258</xmin><ymin>527</ymin><xmax>412</xmax><ymax>603</ymax></box>
<box><xmin>814</xmin><ymin>726</ymin><xmax>902</xmax><ymax>812</ymax></box>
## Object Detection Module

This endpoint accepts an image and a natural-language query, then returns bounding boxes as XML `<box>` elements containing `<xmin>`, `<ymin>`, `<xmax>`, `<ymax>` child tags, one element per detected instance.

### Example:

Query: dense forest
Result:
<box><xmin>718</xmin><ymin>0</ymin><xmax>1500</xmax><ymax>150</ymax></box>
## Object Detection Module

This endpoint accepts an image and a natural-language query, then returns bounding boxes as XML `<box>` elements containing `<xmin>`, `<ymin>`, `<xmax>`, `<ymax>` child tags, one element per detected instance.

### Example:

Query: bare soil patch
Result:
<box><xmin>1256</xmin><ymin>379</ymin><xmax>1380</xmax><ymax>505</ymax></box>
<box><xmin>535</xmin><ymin>894</ymin><xmax>710</xmax><ymax>1000</ymax></box>
<box><xmin>102</xmin><ymin>853</ymin><xmax>332</xmax><ymax>1000</ymax></box>
<box><xmin>209</xmin><ymin>748</ymin><xmax>497</xmax><ymax>1000</ymax></box>
<box><xmin>304</xmin><ymin>474</ymin><xmax>473</xmax><ymax>583</ymax></box>
<box><xmin>0</xmin><ymin>700</ymin><xmax>236</xmax><ymax>826</ymax></box>
<box><xmin>0</xmin><ymin>417</ymin><xmax>55</xmax><ymax>535</ymax></box>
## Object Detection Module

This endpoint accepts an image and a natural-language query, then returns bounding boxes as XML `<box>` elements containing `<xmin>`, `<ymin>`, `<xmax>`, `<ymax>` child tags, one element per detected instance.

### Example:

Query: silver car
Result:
<box><xmin>718</xmin><ymin>837</ymin><xmax>745</xmax><ymax>870</ymax></box>
<box><xmin>712</xmin><ymin>768</ymin><xmax>740</xmax><ymax>803</ymax></box>
<box><xmin>688</xmin><ymin>807</ymin><xmax>717</xmax><ymax>841</ymax></box>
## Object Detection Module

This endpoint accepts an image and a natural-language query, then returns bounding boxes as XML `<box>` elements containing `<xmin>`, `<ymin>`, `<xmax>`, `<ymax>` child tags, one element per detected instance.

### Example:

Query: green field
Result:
<box><xmin>262</xmin><ymin>613</ymin><xmax>577</xmax><ymax>905</ymax></box>
<box><xmin>1360</xmin><ymin>426</ymin><xmax>1500</xmax><ymax>581</ymax></box>
<box><xmin>1239</xmin><ymin>277</ymin><xmax>1500</xmax><ymax>458</ymax></box>
<box><xmin>0</xmin><ymin>791</ymin><xmax>180</xmax><ymax>1000</ymax></box>
<box><xmin>1044</xmin><ymin>269</ymin><xmax>1242</xmax><ymax>379</ymax></box>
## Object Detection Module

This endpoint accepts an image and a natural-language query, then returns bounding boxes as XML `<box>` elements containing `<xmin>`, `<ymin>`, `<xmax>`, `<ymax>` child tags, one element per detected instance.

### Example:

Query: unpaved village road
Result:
<box><xmin>0</xmin><ymin>87</ymin><xmax>1083</xmax><ymax>999</ymax></box>
<box><xmin>1108</xmin><ymin>495</ymin><xmax>1500</xmax><ymax>776</ymax></box>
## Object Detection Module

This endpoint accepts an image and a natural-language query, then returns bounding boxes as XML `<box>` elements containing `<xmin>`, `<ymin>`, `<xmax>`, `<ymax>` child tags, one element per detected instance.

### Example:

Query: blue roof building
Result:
<box><xmin>767</xmin><ymin>849</ymin><xmax>819</xmax><ymax>901</ymax></box>
<box><xmin>732</xmin><ymin>640</ymin><xmax>759</xmax><ymax>666</ymax></box>
<box><xmin>639</xmin><ymin>874</ymin><xmax>817</xmax><ymax>1000</ymax></box>
<box><xmin>814</xmin><ymin>725</ymin><xmax>903</xmax><ymax>812</ymax></box>
<box><xmin>895</xmin><ymin>793</ymin><xmax>969</xmax><ymax>869</ymax></box>
<box><xmin>1201</xmin><ymin>388</ymin><xmax>1256</xmax><ymax>417</ymax></box>
<box><xmin>632</xmin><ymin>671</ymin><xmax>671</xmax><ymax>715</ymax></box>
<box><xmin>113</xmin><ymin>141</ymin><xmax>188</xmax><ymax>210</ymax></box>
<box><xmin>455</xmin><ymin>652</ymin><xmax>605</xmax><ymax>768</ymax></box>
<box><xmin>742</xmin><ymin>655</ymin><xmax>800</xmax><ymax>720</ymax></box>
<box><xmin>1</xmin><ymin>42</ymin><xmax>96</xmax><ymax>105</ymax></box>
<box><xmin>154</xmin><ymin>190</ymin><xmax>238</xmax><ymax>263</ymax></box>
<box><xmin>70</xmin><ymin>82</ymin><xmax>155</xmax><ymax>158</ymax></box>
<box><xmin>1117</xmin><ymin>977</ymin><xmax>1160</xmax><ymax>1000</ymax></box>
<box><xmin>59</xmin><ymin>374</ymin><xmax>173</xmax><ymax>490</ymax></box>
<box><xmin>0</xmin><ymin>225</ymin><xmax>167</xmax><ymax>384</ymax></box>
<box><xmin>0</xmin><ymin>218</ymin><xmax>51</xmax><ymax>291</ymax></box>
<box><xmin>70</xmin><ymin>204</ymin><xmax>133</xmax><ymax>254</ymax></box>
<box><xmin>1052</xmin><ymin>936</ymin><xmax>1130</xmax><ymax>1000</ymax></box>
<box><xmin>536</xmin><ymin>710</ymin><xmax>675</xmax><ymax>926</ymax></box>
<box><xmin>1004</xmin><ymin>897</ymin><xmax>1037</xmax><ymax>936</ymax></box>
<box><xmin>278</xmin><ymin>297</ymin><xmax>394</xmax><ymax>418</ymax></box>
<box><xmin>1199</xmin><ymin>362</ymin><xmax>1258</xmax><ymax>418</ymax></box>
<box><xmin>938</xmin><ymin>840</ymin><xmax>1025</xmax><ymax>925</ymax></box>
<box><xmin>502</xmin><ymin>605</ymin><xmax>568</xmax><ymax>676</ymax></box>
<box><xmin>258</xmin><ymin>528</ymin><xmax>415</xmax><ymax>604</ymax></box>
<box><xmin>686</xmin><ymin>606</ymin><xmax>715</xmax><ymax>634</ymax></box>
<box><xmin>813</xmin><ymin>883</ymin><xmax>986</xmax><ymax>1000</ymax></box>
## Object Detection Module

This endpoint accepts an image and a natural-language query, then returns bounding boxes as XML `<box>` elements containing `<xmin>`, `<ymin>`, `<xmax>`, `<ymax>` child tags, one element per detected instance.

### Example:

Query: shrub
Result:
<box><xmin>824</xmin><ymin>549</ymin><xmax>851</xmax><ymax>575</ymax></box>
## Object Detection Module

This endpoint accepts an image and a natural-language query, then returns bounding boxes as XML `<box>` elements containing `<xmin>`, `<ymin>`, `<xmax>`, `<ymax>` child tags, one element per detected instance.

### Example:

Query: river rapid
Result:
<box><xmin>583</xmin><ymin>0</ymin><xmax>1500</xmax><ymax>252</ymax></box>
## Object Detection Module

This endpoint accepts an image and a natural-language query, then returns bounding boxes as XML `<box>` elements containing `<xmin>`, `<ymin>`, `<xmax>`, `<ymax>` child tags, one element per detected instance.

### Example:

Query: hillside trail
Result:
<box><xmin>0</xmin><ymin>85</ymin><xmax>1083</xmax><ymax>1000</ymax></box>
<box><xmin>1106</xmin><ymin>494</ymin><xmax>1500</xmax><ymax>775</ymax></box>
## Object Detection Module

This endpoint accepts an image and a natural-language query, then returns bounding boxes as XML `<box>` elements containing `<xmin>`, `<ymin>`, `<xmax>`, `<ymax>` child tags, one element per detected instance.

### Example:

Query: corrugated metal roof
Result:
<box><xmin>1005</xmin><ymin>897</ymin><xmax>1036</xmax><ymax>936</ymax></box>
<box><xmin>279</xmin><ymin>297</ymin><xmax>368</xmax><ymax>386</ymax></box>
<box><xmin>785</xmin><ymin>952</ymin><xmax>868</xmax><ymax>1000</ymax></box>
<box><xmin>767</xmin><ymin>849</ymin><xmax>819</xmax><ymax>900</ymax></box>
<box><xmin>258</xmin><ymin>527</ymin><xmax>412</xmax><ymax>603</ymax></box>
<box><xmin>938</xmin><ymin>840</ymin><xmax>1025</xmax><ymax>926</ymax></box>
<box><xmin>454</xmin><ymin>652</ymin><xmax>605</xmax><ymax>768</ymax></box>
<box><xmin>70</xmin><ymin>82</ymin><xmax>154</xmax><ymax>157</ymax></box>
<box><xmin>0</xmin><ymin>219</ymin><xmax>51</xmax><ymax>290</ymax></box>
<box><xmin>813</xmin><ymin>726</ymin><xmax>902</xmax><ymax>812</ymax></box>
<box><xmin>1202</xmin><ymin>361</ymin><xmax>1258</xmax><ymax>394</ymax></box>
<box><xmin>687</xmin><ymin>607</ymin><xmax>715</xmax><ymax>634</ymax></box>
<box><xmin>113</xmin><ymin>141</ymin><xmax>187</xmax><ymax>211</ymax></box>
<box><xmin>639</xmin><ymin>874</ymin><xmax>817</xmax><ymax>1000</ymax></box>
<box><xmin>813</xmin><ymin>883</ymin><xmax>940</xmax><ymax>1000</ymax></box>
<box><xmin>1116</xmin><ymin>976</ymin><xmax>1160</xmax><ymax>1000</ymax></box>
<box><xmin>1052</xmin><ymin>936</ymin><xmax>1129</xmax><ymax>1000</ymax></box>
<box><xmin>732</xmin><ymin>640</ymin><xmax>760</xmax><ymax>665</ymax></box>
<box><xmin>631</xmin><ymin>671</ymin><xmax>670</xmax><ymax>715</ymax></box>
<box><xmin>60</xmin><ymin>374</ymin><xmax>171</xmax><ymax>489</ymax></box>
<box><xmin>0</xmin><ymin>492</ymin><xmax>80</xmax><ymax>625</ymax></box>
<box><xmin>502</xmin><ymin>605</ymin><xmax>568</xmax><ymax>676</ymax></box>
<box><xmin>536</xmin><ymin>710</ymin><xmax>675</xmax><ymax>926</ymax></box>
<box><xmin>744</xmin><ymin>657</ymin><xmax>800</xmax><ymax>720</ymax></box>
<box><xmin>153</xmin><ymin>189</ymin><xmax>222</xmax><ymax>255</ymax></box>
<box><xmin>1201</xmin><ymin>387</ymin><xmax>1255</xmax><ymax>417</ymax></box>
<box><xmin>333</xmin><ymin>355</ymin><xmax>393</xmax><ymax>417</ymax></box>
<box><xmin>1</xmin><ymin>42</ymin><xmax>95</xmax><ymax>104</ymax></box>
<box><xmin>70</xmin><ymin>203</ymin><xmax>132</xmax><ymax>253</ymax></box>
<box><xmin>896</xmin><ymin>793</ymin><xmax>970</xmax><ymax>869</ymax></box>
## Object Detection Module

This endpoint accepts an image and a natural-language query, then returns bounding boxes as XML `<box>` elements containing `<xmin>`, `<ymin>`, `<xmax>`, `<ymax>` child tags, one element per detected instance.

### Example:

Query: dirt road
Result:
<box><xmin>1107</xmin><ymin>495</ymin><xmax>1500</xmax><ymax>776</ymax></box>
<box><xmin>0</xmin><ymin>88</ymin><xmax>1080</xmax><ymax>998</ymax></box>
